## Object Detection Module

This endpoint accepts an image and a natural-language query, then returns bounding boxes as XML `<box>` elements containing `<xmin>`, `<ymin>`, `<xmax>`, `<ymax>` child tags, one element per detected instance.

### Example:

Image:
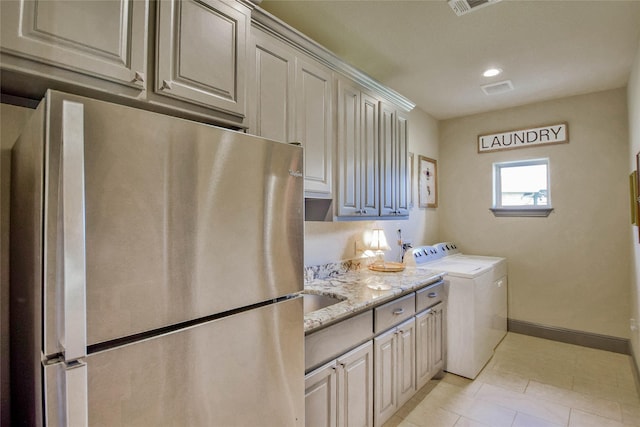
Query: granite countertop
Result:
<box><xmin>303</xmin><ymin>266</ymin><xmax>445</xmax><ymax>333</ymax></box>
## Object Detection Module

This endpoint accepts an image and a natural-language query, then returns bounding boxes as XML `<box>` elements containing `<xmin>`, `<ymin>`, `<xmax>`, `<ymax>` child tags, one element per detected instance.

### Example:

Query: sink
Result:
<box><xmin>303</xmin><ymin>293</ymin><xmax>344</xmax><ymax>314</ymax></box>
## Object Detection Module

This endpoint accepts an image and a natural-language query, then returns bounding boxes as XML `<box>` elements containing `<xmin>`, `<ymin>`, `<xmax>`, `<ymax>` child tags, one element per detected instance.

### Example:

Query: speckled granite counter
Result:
<box><xmin>303</xmin><ymin>266</ymin><xmax>445</xmax><ymax>333</ymax></box>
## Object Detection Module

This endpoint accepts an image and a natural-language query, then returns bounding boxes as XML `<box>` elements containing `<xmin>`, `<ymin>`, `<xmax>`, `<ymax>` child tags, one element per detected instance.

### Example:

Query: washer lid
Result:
<box><xmin>426</xmin><ymin>259</ymin><xmax>493</xmax><ymax>278</ymax></box>
<box><xmin>446</xmin><ymin>253</ymin><xmax>505</xmax><ymax>267</ymax></box>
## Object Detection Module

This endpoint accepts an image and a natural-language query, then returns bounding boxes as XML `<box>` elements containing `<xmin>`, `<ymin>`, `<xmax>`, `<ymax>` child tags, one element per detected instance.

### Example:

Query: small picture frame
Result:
<box><xmin>418</xmin><ymin>155</ymin><xmax>437</xmax><ymax>208</ymax></box>
<box><xmin>630</xmin><ymin>171</ymin><xmax>638</xmax><ymax>225</ymax></box>
<box><xmin>408</xmin><ymin>152</ymin><xmax>415</xmax><ymax>208</ymax></box>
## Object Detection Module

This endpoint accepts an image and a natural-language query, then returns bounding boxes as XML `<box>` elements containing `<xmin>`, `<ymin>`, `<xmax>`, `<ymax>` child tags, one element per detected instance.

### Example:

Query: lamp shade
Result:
<box><xmin>368</xmin><ymin>229</ymin><xmax>391</xmax><ymax>251</ymax></box>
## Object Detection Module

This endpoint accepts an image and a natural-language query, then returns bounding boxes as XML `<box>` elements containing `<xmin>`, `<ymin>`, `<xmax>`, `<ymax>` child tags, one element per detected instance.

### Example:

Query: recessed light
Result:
<box><xmin>483</xmin><ymin>68</ymin><xmax>502</xmax><ymax>78</ymax></box>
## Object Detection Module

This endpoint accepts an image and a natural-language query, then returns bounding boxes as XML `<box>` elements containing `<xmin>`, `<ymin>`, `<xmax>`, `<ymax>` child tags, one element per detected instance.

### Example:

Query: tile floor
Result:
<box><xmin>383</xmin><ymin>332</ymin><xmax>640</xmax><ymax>427</ymax></box>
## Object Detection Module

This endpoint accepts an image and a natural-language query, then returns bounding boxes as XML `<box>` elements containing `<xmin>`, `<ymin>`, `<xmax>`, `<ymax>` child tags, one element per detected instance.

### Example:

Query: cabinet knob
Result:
<box><xmin>132</xmin><ymin>71</ymin><xmax>145</xmax><ymax>84</ymax></box>
<box><xmin>161</xmin><ymin>80</ymin><xmax>173</xmax><ymax>90</ymax></box>
<box><xmin>362</xmin><ymin>209</ymin><xmax>367</xmax><ymax>214</ymax></box>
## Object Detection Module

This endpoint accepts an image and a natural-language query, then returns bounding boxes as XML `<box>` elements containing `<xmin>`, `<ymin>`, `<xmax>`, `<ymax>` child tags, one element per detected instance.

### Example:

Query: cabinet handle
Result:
<box><xmin>428</xmin><ymin>292</ymin><xmax>437</xmax><ymax>298</ymax></box>
<box><xmin>393</xmin><ymin>308</ymin><xmax>404</xmax><ymax>315</ymax></box>
<box><xmin>132</xmin><ymin>71</ymin><xmax>145</xmax><ymax>84</ymax></box>
<box><xmin>161</xmin><ymin>80</ymin><xmax>173</xmax><ymax>90</ymax></box>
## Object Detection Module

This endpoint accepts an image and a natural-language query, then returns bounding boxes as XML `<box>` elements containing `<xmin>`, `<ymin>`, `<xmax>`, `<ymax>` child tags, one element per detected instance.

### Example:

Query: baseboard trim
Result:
<box><xmin>507</xmin><ymin>318</ymin><xmax>630</xmax><ymax>355</ymax></box>
<box><xmin>631</xmin><ymin>346</ymin><xmax>640</xmax><ymax>398</ymax></box>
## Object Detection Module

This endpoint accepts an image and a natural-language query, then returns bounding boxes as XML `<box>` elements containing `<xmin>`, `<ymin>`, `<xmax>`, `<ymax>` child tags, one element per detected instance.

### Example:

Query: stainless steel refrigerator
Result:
<box><xmin>10</xmin><ymin>91</ymin><xmax>305</xmax><ymax>426</ymax></box>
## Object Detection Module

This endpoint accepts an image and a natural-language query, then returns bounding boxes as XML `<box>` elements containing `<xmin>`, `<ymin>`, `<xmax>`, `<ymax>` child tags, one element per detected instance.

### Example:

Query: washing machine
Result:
<box><xmin>405</xmin><ymin>244</ymin><xmax>507</xmax><ymax>379</ymax></box>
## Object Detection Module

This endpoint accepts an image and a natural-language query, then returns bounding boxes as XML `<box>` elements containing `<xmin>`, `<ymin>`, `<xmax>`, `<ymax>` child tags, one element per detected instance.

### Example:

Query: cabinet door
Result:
<box><xmin>337</xmin><ymin>342</ymin><xmax>373</xmax><ymax>427</ymax></box>
<box><xmin>395</xmin><ymin>112</ymin><xmax>410</xmax><ymax>215</ymax></box>
<box><xmin>0</xmin><ymin>0</ymin><xmax>148</xmax><ymax>89</ymax></box>
<box><xmin>306</xmin><ymin>361</ymin><xmax>338</xmax><ymax>427</ymax></box>
<box><xmin>373</xmin><ymin>329</ymin><xmax>396</xmax><ymax>427</ymax></box>
<box><xmin>396</xmin><ymin>318</ymin><xmax>416</xmax><ymax>408</ymax></box>
<box><xmin>416</xmin><ymin>309</ymin><xmax>433</xmax><ymax>389</ymax></box>
<box><xmin>156</xmin><ymin>0</ymin><xmax>248</xmax><ymax>116</ymax></box>
<box><xmin>297</xmin><ymin>57</ymin><xmax>333</xmax><ymax>198</ymax></box>
<box><xmin>416</xmin><ymin>303</ymin><xmax>445</xmax><ymax>389</ymax></box>
<box><xmin>379</xmin><ymin>102</ymin><xmax>396</xmax><ymax>216</ymax></box>
<box><xmin>249</xmin><ymin>28</ymin><xmax>296</xmax><ymax>142</ymax></box>
<box><xmin>360</xmin><ymin>93</ymin><xmax>379</xmax><ymax>216</ymax></box>
<box><xmin>336</xmin><ymin>79</ymin><xmax>361</xmax><ymax>216</ymax></box>
<box><xmin>380</xmin><ymin>104</ymin><xmax>409</xmax><ymax>217</ymax></box>
<box><xmin>431</xmin><ymin>303</ymin><xmax>446</xmax><ymax>374</ymax></box>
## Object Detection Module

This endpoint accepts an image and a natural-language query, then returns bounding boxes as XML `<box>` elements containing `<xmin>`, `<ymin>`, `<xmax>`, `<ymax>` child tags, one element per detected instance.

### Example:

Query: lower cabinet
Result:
<box><xmin>305</xmin><ymin>283</ymin><xmax>446</xmax><ymax>427</ymax></box>
<box><xmin>373</xmin><ymin>318</ymin><xmax>416</xmax><ymax>427</ymax></box>
<box><xmin>416</xmin><ymin>302</ymin><xmax>446</xmax><ymax>390</ymax></box>
<box><xmin>305</xmin><ymin>341</ymin><xmax>374</xmax><ymax>427</ymax></box>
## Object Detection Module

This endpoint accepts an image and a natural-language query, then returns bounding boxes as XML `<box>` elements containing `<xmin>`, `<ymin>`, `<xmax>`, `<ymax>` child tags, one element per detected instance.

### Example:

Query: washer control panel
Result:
<box><xmin>434</xmin><ymin>242</ymin><xmax>460</xmax><ymax>257</ymax></box>
<box><xmin>405</xmin><ymin>245</ymin><xmax>443</xmax><ymax>266</ymax></box>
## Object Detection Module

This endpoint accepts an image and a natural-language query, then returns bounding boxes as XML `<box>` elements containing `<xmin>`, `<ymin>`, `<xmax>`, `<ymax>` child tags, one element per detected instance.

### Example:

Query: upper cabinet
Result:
<box><xmin>248</xmin><ymin>27</ymin><xmax>296</xmax><ymax>143</ymax></box>
<box><xmin>0</xmin><ymin>0</ymin><xmax>148</xmax><ymax>93</ymax></box>
<box><xmin>295</xmin><ymin>57</ymin><xmax>333</xmax><ymax>198</ymax></box>
<box><xmin>1</xmin><ymin>0</ymin><xmax>252</xmax><ymax>126</ymax></box>
<box><xmin>248</xmin><ymin>27</ymin><xmax>333</xmax><ymax>198</ymax></box>
<box><xmin>155</xmin><ymin>0</ymin><xmax>249</xmax><ymax>118</ymax></box>
<box><xmin>336</xmin><ymin>79</ymin><xmax>379</xmax><ymax>217</ymax></box>
<box><xmin>380</xmin><ymin>103</ymin><xmax>409</xmax><ymax>217</ymax></box>
<box><xmin>1</xmin><ymin>2</ymin><xmax>414</xmax><ymax>213</ymax></box>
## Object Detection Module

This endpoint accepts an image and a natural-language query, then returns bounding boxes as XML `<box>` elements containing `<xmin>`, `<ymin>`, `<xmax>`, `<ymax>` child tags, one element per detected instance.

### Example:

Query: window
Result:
<box><xmin>492</xmin><ymin>159</ymin><xmax>553</xmax><ymax>217</ymax></box>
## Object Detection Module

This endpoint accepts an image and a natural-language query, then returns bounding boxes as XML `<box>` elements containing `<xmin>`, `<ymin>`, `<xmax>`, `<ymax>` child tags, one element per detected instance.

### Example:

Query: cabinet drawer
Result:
<box><xmin>374</xmin><ymin>293</ymin><xmax>415</xmax><ymax>334</ymax></box>
<box><xmin>305</xmin><ymin>310</ymin><xmax>373</xmax><ymax>372</ymax></box>
<box><xmin>416</xmin><ymin>281</ymin><xmax>446</xmax><ymax>313</ymax></box>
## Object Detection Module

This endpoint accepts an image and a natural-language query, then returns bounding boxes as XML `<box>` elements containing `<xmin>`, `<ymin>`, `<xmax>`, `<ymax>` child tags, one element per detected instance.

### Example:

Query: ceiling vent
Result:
<box><xmin>481</xmin><ymin>80</ymin><xmax>514</xmax><ymax>95</ymax></box>
<box><xmin>447</xmin><ymin>0</ymin><xmax>502</xmax><ymax>16</ymax></box>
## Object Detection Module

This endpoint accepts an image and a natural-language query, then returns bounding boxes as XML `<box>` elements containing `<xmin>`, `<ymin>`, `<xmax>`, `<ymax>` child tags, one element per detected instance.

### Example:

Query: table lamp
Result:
<box><xmin>368</xmin><ymin>228</ymin><xmax>391</xmax><ymax>268</ymax></box>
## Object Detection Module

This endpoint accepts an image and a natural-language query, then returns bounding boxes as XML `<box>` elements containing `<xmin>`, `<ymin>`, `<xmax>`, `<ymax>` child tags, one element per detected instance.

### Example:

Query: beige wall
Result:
<box><xmin>0</xmin><ymin>103</ymin><xmax>34</xmax><ymax>426</ymax></box>
<box><xmin>628</xmin><ymin>38</ymin><xmax>640</xmax><ymax>372</ymax></box>
<box><xmin>440</xmin><ymin>88</ymin><xmax>630</xmax><ymax>339</ymax></box>
<box><xmin>304</xmin><ymin>106</ymin><xmax>439</xmax><ymax>266</ymax></box>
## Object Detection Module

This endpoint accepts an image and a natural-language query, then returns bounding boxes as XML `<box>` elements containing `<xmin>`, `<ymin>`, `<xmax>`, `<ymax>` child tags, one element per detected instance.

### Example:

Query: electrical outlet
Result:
<box><xmin>631</xmin><ymin>318</ymin><xmax>638</xmax><ymax>332</ymax></box>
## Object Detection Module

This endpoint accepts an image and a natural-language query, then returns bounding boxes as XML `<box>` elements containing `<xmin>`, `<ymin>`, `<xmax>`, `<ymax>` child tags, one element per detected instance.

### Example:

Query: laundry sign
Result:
<box><xmin>478</xmin><ymin>122</ymin><xmax>568</xmax><ymax>153</ymax></box>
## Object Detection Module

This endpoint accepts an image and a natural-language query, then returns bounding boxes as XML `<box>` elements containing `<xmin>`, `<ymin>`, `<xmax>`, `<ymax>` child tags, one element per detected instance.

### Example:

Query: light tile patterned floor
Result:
<box><xmin>383</xmin><ymin>332</ymin><xmax>640</xmax><ymax>427</ymax></box>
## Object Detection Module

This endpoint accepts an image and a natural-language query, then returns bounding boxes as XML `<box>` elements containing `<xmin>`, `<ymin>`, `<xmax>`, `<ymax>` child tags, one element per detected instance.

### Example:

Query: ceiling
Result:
<box><xmin>259</xmin><ymin>0</ymin><xmax>640</xmax><ymax>120</ymax></box>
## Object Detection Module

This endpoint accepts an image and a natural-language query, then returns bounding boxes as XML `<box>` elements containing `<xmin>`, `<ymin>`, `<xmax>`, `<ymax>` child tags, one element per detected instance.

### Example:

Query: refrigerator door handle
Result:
<box><xmin>61</xmin><ymin>100</ymin><xmax>88</xmax><ymax>362</ymax></box>
<box><xmin>64</xmin><ymin>360</ymin><xmax>88</xmax><ymax>426</ymax></box>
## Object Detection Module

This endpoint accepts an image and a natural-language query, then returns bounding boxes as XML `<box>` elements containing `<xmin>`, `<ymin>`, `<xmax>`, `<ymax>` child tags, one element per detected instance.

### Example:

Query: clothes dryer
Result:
<box><xmin>405</xmin><ymin>245</ymin><xmax>507</xmax><ymax>379</ymax></box>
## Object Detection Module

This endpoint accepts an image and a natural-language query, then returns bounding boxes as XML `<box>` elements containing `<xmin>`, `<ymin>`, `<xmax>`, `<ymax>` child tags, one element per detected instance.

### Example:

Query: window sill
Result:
<box><xmin>490</xmin><ymin>207</ymin><xmax>554</xmax><ymax>217</ymax></box>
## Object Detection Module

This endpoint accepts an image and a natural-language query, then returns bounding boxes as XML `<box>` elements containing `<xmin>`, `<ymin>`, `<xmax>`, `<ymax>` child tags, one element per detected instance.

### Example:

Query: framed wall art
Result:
<box><xmin>630</xmin><ymin>170</ymin><xmax>638</xmax><ymax>226</ymax></box>
<box><xmin>408</xmin><ymin>152</ymin><xmax>415</xmax><ymax>207</ymax></box>
<box><xmin>418</xmin><ymin>155</ymin><xmax>437</xmax><ymax>208</ymax></box>
<box><xmin>636</xmin><ymin>152</ymin><xmax>640</xmax><ymax>242</ymax></box>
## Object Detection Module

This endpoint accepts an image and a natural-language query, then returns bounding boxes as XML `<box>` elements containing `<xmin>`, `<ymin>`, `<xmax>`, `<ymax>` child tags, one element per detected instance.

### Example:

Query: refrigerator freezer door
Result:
<box><xmin>41</xmin><ymin>92</ymin><xmax>304</xmax><ymax>352</ymax></box>
<box><xmin>44</xmin><ymin>360</ymin><xmax>88</xmax><ymax>427</ymax></box>
<box><xmin>66</xmin><ymin>298</ymin><xmax>303</xmax><ymax>426</ymax></box>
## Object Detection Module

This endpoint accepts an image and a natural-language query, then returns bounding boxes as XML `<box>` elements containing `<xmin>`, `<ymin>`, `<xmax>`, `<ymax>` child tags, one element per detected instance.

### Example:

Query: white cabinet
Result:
<box><xmin>248</xmin><ymin>29</ymin><xmax>333</xmax><ymax>198</ymax></box>
<box><xmin>380</xmin><ymin>103</ymin><xmax>409</xmax><ymax>217</ymax></box>
<box><xmin>0</xmin><ymin>0</ymin><xmax>148</xmax><ymax>92</ymax></box>
<box><xmin>336</xmin><ymin>79</ymin><xmax>379</xmax><ymax>217</ymax></box>
<box><xmin>305</xmin><ymin>360</ymin><xmax>337</xmax><ymax>427</ymax></box>
<box><xmin>296</xmin><ymin>57</ymin><xmax>333</xmax><ymax>198</ymax></box>
<box><xmin>155</xmin><ymin>0</ymin><xmax>249</xmax><ymax>117</ymax></box>
<box><xmin>305</xmin><ymin>341</ymin><xmax>374</xmax><ymax>427</ymax></box>
<box><xmin>373</xmin><ymin>318</ymin><xmax>415</xmax><ymax>427</ymax></box>
<box><xmin>248</xmin><ymin>27</ymin><xmax>296</xmax><ymax>142</ymax></box>
<box><xmin>416</xmin><ymin>302</ymin><xmax>445</xmax><ymax>389</ymax></box>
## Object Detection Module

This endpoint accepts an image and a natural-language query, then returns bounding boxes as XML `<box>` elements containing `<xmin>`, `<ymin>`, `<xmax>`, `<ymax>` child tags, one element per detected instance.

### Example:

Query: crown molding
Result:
<box><xmin>251</xmin><ymin>7</ymin><xmax>415</xmax><ymax>112</ymax></box>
